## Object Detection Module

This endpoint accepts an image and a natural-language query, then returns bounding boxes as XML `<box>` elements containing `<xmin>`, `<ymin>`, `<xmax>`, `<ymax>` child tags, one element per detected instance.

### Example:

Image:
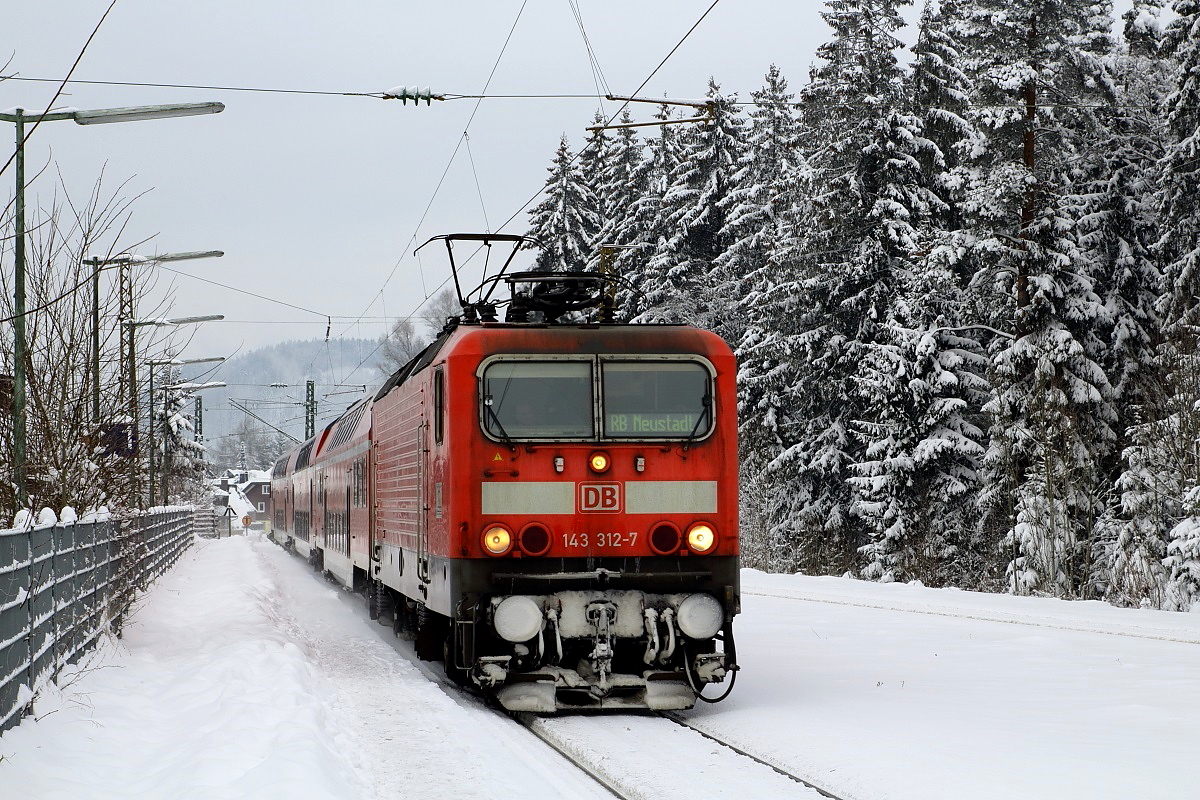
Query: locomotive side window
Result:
<box><xmin>434</xmin><ymin>368</ymin><xmax>445</xmax><ymax>445</ymax></box>
<box><xmin>482</xmin><ymin>361</ymin><xmax>594</xmax><ymax>439</ymax></box>
<box><xmin>352</xmin><ymin>458</ymin><xmax>365</xmax><ymax>507</ymax></box>
<box><xmin>602</xmin><ymin>361</ymin><xmax>713</xmax><ymax>439</ymax></box>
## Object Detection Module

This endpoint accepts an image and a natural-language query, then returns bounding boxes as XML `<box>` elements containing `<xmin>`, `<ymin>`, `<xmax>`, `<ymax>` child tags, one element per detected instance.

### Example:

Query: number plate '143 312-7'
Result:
<box><xmin>561</xmin><ymin>532</ymin><xmax>638</xmax><ymax>549</ymax></box>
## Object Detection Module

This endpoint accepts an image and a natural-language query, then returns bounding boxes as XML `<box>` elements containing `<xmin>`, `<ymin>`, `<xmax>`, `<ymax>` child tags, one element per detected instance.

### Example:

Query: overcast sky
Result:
<box><xmin>4</xmin><ymin>0</ymin><xmax>1142</xmax><ymax>385</ymax></box>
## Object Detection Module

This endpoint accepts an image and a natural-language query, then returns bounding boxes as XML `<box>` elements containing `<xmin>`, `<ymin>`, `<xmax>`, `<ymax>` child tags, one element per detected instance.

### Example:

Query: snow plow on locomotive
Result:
<box><xmin>270</xmin><ymin>234</ymin><xmax>739</xmax><ymax>711</ymax></box>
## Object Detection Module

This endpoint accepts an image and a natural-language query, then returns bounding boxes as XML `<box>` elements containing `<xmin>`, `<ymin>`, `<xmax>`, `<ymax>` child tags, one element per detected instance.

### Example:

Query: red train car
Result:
<box><xmin>272</xmin><ymin>235</ymin><xmax>739</xmax><ymax>711</ymax></box>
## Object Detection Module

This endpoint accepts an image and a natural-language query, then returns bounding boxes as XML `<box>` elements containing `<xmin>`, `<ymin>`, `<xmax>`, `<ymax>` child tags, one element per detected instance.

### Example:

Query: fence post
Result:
<box><xmin>50</xmin><ymin>517</ymin><xmax>58</xmax><ymax>677</ymax></box>
<box><xmin>23</xmin><ymin>522</ymin><xmax>34</xmax><ymax>722</ymax></box>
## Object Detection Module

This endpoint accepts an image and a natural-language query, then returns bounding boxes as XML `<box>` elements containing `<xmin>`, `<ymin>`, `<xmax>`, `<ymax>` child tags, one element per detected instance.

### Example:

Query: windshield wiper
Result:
<box><xmin>683</xmin><ymin>393</ymin><xmax>712</xmax><ymax>450</ymax></box>
<box><xmin>483</xmin><ymin>397</ymin><xmax>516</xmax><ymax>450</ymax></box>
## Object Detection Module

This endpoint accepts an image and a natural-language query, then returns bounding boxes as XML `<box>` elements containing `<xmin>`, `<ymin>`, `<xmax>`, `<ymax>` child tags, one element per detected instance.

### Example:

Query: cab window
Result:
<box><xmin>482</xmin><ymin>361</ymin><xmax>594</xmax><ymax>439</ymax></box>
<box><xmin>601</xmin><ymin>361</ymin><xmax>712</xmax><ymax>439</ymax></box>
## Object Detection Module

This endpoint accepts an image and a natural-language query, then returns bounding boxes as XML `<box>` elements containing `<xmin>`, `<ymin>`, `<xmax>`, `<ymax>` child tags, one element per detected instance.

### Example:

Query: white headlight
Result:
<box><xmin>493</xmin><ymin>596</ymin><xmax>544</xmax><ymax>643</ymax></box>
<box><xmin>676</xmin><ymin>593</ymin><xmax>723</xmax><ymax>639</ymax></box>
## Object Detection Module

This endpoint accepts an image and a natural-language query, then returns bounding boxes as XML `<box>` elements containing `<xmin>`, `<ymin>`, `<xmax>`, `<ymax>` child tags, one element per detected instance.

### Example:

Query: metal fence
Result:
<box><xmin>0</xmin><ymin>507</ymin><xmax>203</xmax><ymax>735</ymax></box>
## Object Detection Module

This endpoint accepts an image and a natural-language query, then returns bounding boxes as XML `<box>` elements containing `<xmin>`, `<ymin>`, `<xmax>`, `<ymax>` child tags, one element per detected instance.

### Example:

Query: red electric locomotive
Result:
<box><xmin>271</xmin><ymin>234</ymin><xmax>739</xmax><ymax>711</ymax></box>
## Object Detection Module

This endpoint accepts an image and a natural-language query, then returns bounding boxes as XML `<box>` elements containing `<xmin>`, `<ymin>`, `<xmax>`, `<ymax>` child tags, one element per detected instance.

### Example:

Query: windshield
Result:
<box><xmin>602</xmin><ymin>361</ymin><xmax>711</xmax><ymax>439</ymax></box>
<box><xmin>480</xmin><ymin>357</ymin><xmax>714</xmax><ymax>441</ymax></box>
<box><xmin>482</xmin><ymin>361</ymin><xmax>594</xmax><ymax>438</ymax></box>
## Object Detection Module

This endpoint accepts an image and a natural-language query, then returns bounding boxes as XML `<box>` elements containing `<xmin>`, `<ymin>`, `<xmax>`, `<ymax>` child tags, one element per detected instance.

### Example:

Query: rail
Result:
<box><xmin>0</xmin><ymin>507</ymin><xmax>207</xmax><ymax>735</ymax></box>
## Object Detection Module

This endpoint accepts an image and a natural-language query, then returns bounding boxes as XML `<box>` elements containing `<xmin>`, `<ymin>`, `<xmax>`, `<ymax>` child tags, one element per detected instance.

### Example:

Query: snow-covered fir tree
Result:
<box><xmin>517</xmin><ymin>2</ymin><xmax>1200</xmax><ymax>610</ymax></box>
<box><xmin>156</xmin><ymin>367</ymin><xmax>209</xmax><ymax>504</ymax></box>
<box><xmin>1140</xmin><ymin>0</ymin><xmax>1200</xmax><ymax>609</ymax></box>
<box><xmin>526</xmin><ymin>135</ymin><xmax>599</xmax><ymax>273</ymax></box>
<box><xmin>1158</xmin><ymin>2</ymin><xmax>1200</xmax><ymax>337</ymax></box>
<box><xmin>723</xmin><ymin>66</ymin><xmax>812</xmax><ymax>566</ymax></box>
<box><xmin>1123</xmin><ymin>0</ymin><xmax>1170</xmax><ymax>57</ymax></box>
<box><xmin>956</xmin><ymin>0</ymin><xmax>1119</xmax><ymax>597</ymax></box>
<box><xmin>578</xmin><ymin>111</ymin><xmax>610</xmax><ymax>251</ymax></box>
<box><xmin>839</xmin><ymin>0</ymin><xmax>992</xmax><ymax>588</ymax></box>
<box><xmin>851</xmin><ymin>320</ymin><xmax>990</xmax><ymax>586</ymax></box>
<box><xmin>1164</xmin><ymin>496</ymin><xmax>1200</xmax><ymax>610</ymax></box>
<box><xmin>591</xmin><ymin>108</ymin><xmax>648</xmax><ymax>318</ymax></box>
<box><xmin>834</xmin><ymin>1</ymin><xmax>993</xmax><ymax>586</ymax></box>
<box><xmin>909</xmin><ymin>0</ymin><xmax>973</xmax><ymax>231</ymax></box>
<box><xmin>615</xmin><ymin>104</ymin><xmax>683</xmax><ymax>321</ymax></box>
<box><xmin>720</xmin><ymin>66</ymin><xmax>804</xmax><ymax>338</ymax></box>
<box><xmin>638</xmin><ymin>81</ymin><xmax>747</xmax><ymax>340</ymax></box>
<box><xmin>1107</xmin><ymin>399</ymin><xmax>1189</xmax><ymax>607</ymax></box>
<box><xmin>747</xmin><ymin>0</ymin><xmax>925</xmax><ymax>574</ymax></box>
<box><xmin>1083</xmin><ymin>0</ymin><xmax>1172</xmax><ymax>603</ymax></box>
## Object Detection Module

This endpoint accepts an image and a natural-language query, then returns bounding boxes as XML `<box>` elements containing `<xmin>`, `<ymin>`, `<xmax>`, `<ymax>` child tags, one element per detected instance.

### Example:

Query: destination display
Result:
<box><xmin>605</xmin><ymin>412</ymin><xmax>700</xmax><ymax>434</ymax></box>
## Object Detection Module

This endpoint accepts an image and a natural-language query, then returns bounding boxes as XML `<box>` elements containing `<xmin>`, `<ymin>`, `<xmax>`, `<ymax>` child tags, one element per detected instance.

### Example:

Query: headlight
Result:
<box><xmin>677</xmin><ymin>593</ymin><xmax>723</xmax><ymax>639</ymax></box>
<box><xmin>482</xmin><ymin>525</ymin><xmax>512</xmax><ymax>556</ymax></box>
<box><xmin>493</xmin><ymin>596</ymin><xmax>544</xmax><ymax>642</ymax></box>
<box><xmin>686</xmin><ymin>522</ymin><xmax>717</xmax><ymax>554</ymax></box>
<box><xmin>588</xmin><ymin>451</ymin><xmax>610</xmax><ymax>473</ymax></box>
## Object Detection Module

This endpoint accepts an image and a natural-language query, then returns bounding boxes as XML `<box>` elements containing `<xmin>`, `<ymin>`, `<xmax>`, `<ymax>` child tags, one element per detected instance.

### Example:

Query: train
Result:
<box><xmin>269</xmin><ymin>234</ymin><xmax>739</xmax><ymax>711</ymax></box>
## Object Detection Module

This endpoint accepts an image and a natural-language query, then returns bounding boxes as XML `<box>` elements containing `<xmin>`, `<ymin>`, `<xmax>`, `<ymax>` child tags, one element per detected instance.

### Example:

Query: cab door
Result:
<box><xmin>416</xmin><ymin>399</ymin><xmax>430</xmax><ymax>588</ymax></box>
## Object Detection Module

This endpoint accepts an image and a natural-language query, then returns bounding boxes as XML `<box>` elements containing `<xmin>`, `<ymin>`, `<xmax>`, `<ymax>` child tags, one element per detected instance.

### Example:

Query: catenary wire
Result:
<box><xmin>2</xmin><ymin>74</ymin><xmax>381</xmax><ymax>98</ymax></box>
<box><xmin>5</xmin><ymin>75</ymin><xmax>1178</xmax><ymax>111</ymax></box>
<box><xmin>463</xmin><ymin>132</ymin><xmax>492</xmax><ymax>233</ymax></box>
<box><xmin>334</xmin><ymin>0</ymin><xmax>532</xmax><ymax>343</ymax></box>
<box><xmin>325</xmin><ymin>0</ymin><xmax>533</xmax><ymax>379</ymax></box>
<box><xmin>327</xmin><ymin>0</ymin><xmax>726</xmax><ymax>390</ymax></box>
<box><xmin>326</xmin><ymin>0</ymin><xmax>728</xmax><ymax>392</ymax></box>
<box><xmin>566</xmin><ymin>0</ymin><xmax>611</xmax><ymax>100</ymax></box>
<box><xmin>157</xmin><ymin>265</ymin><xmax>327</xmax><ymax>317</ymax></box>
<box><xmin>490</xmin><ymin>0</ymin><xmax>726</xmax><ymax>238</ymax></box>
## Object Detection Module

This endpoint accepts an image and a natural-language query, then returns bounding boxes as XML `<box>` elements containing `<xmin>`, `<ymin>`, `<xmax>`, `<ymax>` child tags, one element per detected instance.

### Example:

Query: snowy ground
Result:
<box><xmin>1</xmin><ymin>535</ymin><xmax>1197</xmax><ymax>800</ymax></box>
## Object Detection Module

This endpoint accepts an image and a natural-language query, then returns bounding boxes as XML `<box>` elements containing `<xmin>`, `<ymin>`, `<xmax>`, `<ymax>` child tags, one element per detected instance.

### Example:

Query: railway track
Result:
<box><xmin>658</xmin><ymin>711</ymin><xmax>849</xmax><ymax>799</ymax></box>
<box><xmin>311</xmin><ymin>545</ymin><xmax>848</xmax><ymax>799</ymax></box>
<box><xmin>515</xmin><ymin>710</ymin><xmax>850</xmax><ymax>800</ymax></box>
<box><xmin>506</xmin><ymin>712</ymin><xmax>635</xmax><ymax>799</ymax></box>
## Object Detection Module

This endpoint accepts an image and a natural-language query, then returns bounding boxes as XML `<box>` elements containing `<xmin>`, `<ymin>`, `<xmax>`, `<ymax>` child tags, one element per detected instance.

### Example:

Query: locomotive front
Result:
<box><xmin>443</xmin><ymin>322</ymin><xmax>740</xmax><ymax>711</ymax></box>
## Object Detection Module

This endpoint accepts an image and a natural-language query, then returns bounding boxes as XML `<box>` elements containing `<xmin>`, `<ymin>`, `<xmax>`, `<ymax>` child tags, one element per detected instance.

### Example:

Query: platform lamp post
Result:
<box><xmin>146</xmin><ymin>358</ymin><xmax>224</xmax><ymax>507</ymax></box>
<box><xmin>86</xmin><ymin>250</ymin><xmax>224</xmax><ymax>426</ymax></box>
<box><xmin>124</xmin><ymin>315</ymin><xmax>224</xmax><ymax>506</ymax></box>
<box><xmin>1</xmin><ymin>101</ymin><xmax>224</xmax><ymax>509</ymax></box>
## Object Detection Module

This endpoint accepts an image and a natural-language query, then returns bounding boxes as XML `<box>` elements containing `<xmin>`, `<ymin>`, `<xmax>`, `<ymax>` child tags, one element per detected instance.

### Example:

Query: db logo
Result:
<box><xmin>580</xmin><ymin>483</ymin><xmax>621</xmax><ymax>512</ymax></box>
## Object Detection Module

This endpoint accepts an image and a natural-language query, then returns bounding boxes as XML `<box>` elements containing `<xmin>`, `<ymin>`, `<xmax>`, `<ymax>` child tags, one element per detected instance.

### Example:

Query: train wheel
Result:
<box><xmin>368</xmin><ymin>580</ymin><xmax>393</xmax><ymax>622</ymax></box>
<box><xmin>394</xmin><ymin>598</ymin><xmax>417</xmax><ymax>641</ymax></box>
<box><xmin>414</xmin><ymin>603</ymin><xmax>448</xmax><ymax>661</ymax></box>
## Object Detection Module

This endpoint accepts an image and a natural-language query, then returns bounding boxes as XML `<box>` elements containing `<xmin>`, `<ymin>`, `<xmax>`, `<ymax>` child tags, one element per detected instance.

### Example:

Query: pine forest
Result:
<box><xmin>524</xmin><ymin>0</ymin><xmax>1200</xmax><ymax>611</ymax></box>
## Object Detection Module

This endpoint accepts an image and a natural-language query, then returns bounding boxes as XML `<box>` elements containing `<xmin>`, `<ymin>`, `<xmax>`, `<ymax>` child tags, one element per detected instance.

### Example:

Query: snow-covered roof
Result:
<box><xmin>238</xmin><ymin>469</ymin><xmax>271</xmax><ymax>490</ymax></box>
<box><xmin>212</xmin><ymin>468</ymin><xmax>271</xmax><ymax>488</ymax></box>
